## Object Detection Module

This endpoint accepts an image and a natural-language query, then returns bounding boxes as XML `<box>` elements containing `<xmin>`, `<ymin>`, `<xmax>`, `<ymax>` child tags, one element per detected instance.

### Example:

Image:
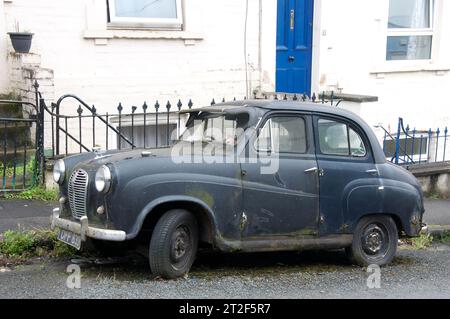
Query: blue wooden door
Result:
<box><xmin>276</xmin><ymin>0</ymin><xmax>314</xmax><ymax>95</ymax></box>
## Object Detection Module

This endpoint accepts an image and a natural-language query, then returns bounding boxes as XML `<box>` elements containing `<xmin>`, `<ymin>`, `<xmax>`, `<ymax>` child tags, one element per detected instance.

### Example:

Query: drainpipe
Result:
<box><xmin>258</xmin><ymin>0</ymin><xmax>263</xmax><ymax>92</ymax></box>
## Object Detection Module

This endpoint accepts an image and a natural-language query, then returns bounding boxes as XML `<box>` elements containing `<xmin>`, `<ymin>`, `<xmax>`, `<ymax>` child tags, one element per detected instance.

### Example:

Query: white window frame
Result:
<box><xmin>386</xmin><ymin>0</ymin><xmax>434</xmax><ymax>61</ymax></box>
<box><xmin>108</xmin><ymin>0</ymin><xmax>183</xmax><ymax>30</ymax></box>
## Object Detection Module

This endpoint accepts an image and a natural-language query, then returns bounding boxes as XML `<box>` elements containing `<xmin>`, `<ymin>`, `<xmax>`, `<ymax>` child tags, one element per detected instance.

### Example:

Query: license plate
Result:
<box><xmin>57</xmin><ymin>229</ymin><xmax>82</xmax><ymax>250</ymax></box>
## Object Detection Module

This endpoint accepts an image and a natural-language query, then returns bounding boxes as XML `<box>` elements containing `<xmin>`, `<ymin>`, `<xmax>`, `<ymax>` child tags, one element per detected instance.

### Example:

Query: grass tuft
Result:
<box><xmin>0</xmin><ymin>229</ymin><xmax>78</xmax><ymax>263</ymax></box>
<box><xmin>439</xmin><ymin>231</ymin><xmax>450</xmax><ymax>245</ymax></box>
<box><xmin>4</xmin><ymin>187</ymin><xmax>58</xmax><ymax>201</ymax></box>
<box><xmin>410</xmin><ymin>233</ymin><xmax>434</xmax><ymax>249</ymax></box>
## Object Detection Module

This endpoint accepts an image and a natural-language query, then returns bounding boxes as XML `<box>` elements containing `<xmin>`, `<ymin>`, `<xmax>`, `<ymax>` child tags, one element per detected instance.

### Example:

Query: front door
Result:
<box><xmin>276</xmin><ymin>0</ymin><xmax>314</xmax><ymax>95</ymax></box>
<box><xmin>241</xmin><ymin>113</ymin><xmax>319</xmax><ymax>239</ymax></box>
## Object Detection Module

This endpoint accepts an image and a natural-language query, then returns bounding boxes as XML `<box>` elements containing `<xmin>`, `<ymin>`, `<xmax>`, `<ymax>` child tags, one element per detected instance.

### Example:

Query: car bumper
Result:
<box><xmin>50</xmin><ymin>208</ymin><xmax>126</xmax><ymax>242</ymax></box>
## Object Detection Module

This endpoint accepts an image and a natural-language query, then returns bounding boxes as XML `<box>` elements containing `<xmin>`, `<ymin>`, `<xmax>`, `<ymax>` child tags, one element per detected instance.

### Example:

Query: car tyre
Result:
<box><xmin>149</xmin><ymin>209</ymin><xmax>198</xmax><ymax>279</ymax></box>
<box><xmin>346</xmin><ymin>215</ymin><xmax>398</xmax><ymax>267</ymax></box>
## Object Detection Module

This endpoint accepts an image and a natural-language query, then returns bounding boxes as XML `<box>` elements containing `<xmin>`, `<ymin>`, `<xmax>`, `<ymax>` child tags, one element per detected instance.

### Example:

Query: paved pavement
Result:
<box><xmin>0</xmin><ymin>199</ymin><xmax>55</xmax><ymax>233</ymax></box>
<box><xmin>422</xmin><ymin>199</ymin><xmax>450</xmax><ymax>225</ymax></box>
<box><xmin>1</xmin><ymin>244</ymin><xmax>450</xmax><ymax>298</ymax></box>
<box><xmin>0</xmin><ymin>198</ymin><xmax>449</xmax><ymax>234</ymax></box>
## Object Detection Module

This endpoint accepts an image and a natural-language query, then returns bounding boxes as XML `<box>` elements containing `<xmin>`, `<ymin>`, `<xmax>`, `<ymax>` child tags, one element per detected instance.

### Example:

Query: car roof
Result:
<box><xmin>182</xmin><ymin>100</ymin><xmax>358</xmax><ymax>119</ymax></box>
<box><xmin>183</xmin><ymin>99</ymin><xmax>386</xmax><ymax>164</ymax></box>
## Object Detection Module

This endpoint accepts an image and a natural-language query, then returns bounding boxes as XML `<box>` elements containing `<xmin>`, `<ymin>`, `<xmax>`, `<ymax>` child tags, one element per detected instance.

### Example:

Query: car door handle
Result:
<box><xmin>305</xmin><ymin>167</ymin><xmax>324</xmax><ymax>176</ymax></box>
<box><xmin>366</xmin><ymin>169</ymin><xmax>379</xmax><ymax>176</ymax></box>
<box><xmin>304</xmin><ymin>167</ymin><xmax>318</xmax><ymax>173</ymax></box>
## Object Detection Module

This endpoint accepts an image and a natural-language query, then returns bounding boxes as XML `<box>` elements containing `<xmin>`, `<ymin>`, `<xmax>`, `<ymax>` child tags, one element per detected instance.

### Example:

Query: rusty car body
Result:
<box><xmin>51</xmin><ymin>100</ymin><xmax>426</xmax><ymax>278</ymax></box>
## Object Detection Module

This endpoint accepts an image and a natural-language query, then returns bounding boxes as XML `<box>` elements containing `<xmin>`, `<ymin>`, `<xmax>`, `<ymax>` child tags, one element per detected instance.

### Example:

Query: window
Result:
<box><xmin>386</xmin><ymin>0</ymin><xmax>433</xmax><ymax>60</ymax></box>
<box><xmin>383</xmin><ymin>136</ymin><xmax>428</xmax><ymax>161</ymax></box>
<box><xmin>256</xmin><ymin>117</ymin><xmax>307</xmax><ymax>154</ymax></box>
<box><xmin>318</xmin><ymin>119</ymin><xmax>367</xmax><ymax>157</ymax></box>
<box><xmin>108</xmin><ymin>0</ymin><xmax>183</xmax><ymax>29</ymax></box>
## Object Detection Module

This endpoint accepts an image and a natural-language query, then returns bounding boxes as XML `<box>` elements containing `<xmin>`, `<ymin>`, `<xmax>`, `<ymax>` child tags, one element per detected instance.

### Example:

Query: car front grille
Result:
<box><xmin>68</xmin><ymin>169</ymin><xmax>89</xmax><ymax>220</ymax></box>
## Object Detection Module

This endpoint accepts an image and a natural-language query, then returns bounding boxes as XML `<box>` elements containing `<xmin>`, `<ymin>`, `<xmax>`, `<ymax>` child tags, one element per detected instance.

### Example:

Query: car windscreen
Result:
<box><xmin>178</xmin><ymin>111</ymin><xmax>249</xmax><ymax>147</ymax></box>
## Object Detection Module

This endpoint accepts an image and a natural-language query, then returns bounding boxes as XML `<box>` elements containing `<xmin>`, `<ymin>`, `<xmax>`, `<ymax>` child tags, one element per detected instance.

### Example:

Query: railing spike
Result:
<box><xmin>117</xmin><ymin>103</ymin><xmax>123</xmax><ymax>112</ymax></box>
<box><xmin>177</xmin><ymin>99</ymin><xmax>182</xmax><ymax>110</ymax></box>
<box><xmin>211</xmin><ymin>98</ymin><xmax>216</xmax><ymax>106</ymax></box>
<box><xmin>142</xmin><ymin>101</ymin><xmax>148</xmax><ymax>111</ymax></box>
<box><xmin>166</xmin><ymin>101</ymin><xmax>171</xmax><ymax>110</ymax></box>
<box><xmin>188</xmin><ymin>99</ymin><xmax>193</xmax><ymax>109</ymax></box>
<box><xmin>91</xmin><ymin>105</ymin><xmax>96</xmax><ymax>114</ymax></box>
<box><xmin>132</xmin><ymin>106</ymin><xmax>137</xmax><ymax>113</ymax></box>
<box><xmin>155</xmin><ymin>100</ymin><xmax>160</xmax><ymax>110</ymax></box>
<box><xmin>77</xmin><ymin>105</ymin><xmax>83</xmax><ymax>115</ymax></box>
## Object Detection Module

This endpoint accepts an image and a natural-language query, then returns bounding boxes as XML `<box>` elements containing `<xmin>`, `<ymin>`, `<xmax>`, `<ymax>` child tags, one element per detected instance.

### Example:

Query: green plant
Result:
<box><xmin>0</xmin><ymin>230</ymin><xmax>36</xmax><ymax>257</ymax></box>
<box><xmin>0</xmin><ymin>155</ymin><xmax>36</xmax><ymax>179</ymax></box>
<box><xmin>439</xmin><ymin>231</ymin><xmax>450</xmax><ymax>245</ymax></box>
<box><xmin>0</xmin><ymin>230</ymin><xmax>78</xmax><ymax>260</ymax></box>
<box><xmin>4</xmin><ymin>186</ymin><xmax>58</xmax><ymax>201</ymax></box>
<box><xmin>410</xmin><ymin>233</ymin><xmax>434</xmax><ymax>249</ymax></box>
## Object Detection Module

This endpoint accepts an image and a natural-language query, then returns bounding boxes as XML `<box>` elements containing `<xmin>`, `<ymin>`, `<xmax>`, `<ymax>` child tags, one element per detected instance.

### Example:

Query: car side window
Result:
<box><xmin>318</xmin><ymin>119</ymin><xmax>367</xmax><ymax>157</ymax></box>
<box><xmin>256</xmin><ymin>116</ymin><xmax>307</xmax><ymax>154</ymax></box>
<box><xmin>349</xmin><ymin>127</ymin><xmax>367</xmax><ymax>157</ymax></box>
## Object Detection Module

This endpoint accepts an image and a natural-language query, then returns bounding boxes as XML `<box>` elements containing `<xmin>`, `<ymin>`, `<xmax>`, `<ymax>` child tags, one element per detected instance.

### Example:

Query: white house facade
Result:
<box><xmin>1</xmin><ymin>0</ymin><xmax>450</xmax><ymax>153</ymax></box>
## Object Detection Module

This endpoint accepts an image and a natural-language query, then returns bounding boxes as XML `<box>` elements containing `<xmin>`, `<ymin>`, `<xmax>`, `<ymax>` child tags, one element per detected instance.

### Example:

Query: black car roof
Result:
<box><xmin>183</xmin><ymin>100</ymin><xmax>386</xmax><ymax>164</ymax></box>
<box><xmin>183</xmin><ymin>100</ymin><xmax>358</xmax><ymax>119</ymax></box>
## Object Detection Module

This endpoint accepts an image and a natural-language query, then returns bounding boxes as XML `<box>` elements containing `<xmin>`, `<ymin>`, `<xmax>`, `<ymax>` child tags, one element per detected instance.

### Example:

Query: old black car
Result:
<box><xmin>51</xmin><ymin>100</ymin><xmax>426</xmax><ymax>279</ymax></box>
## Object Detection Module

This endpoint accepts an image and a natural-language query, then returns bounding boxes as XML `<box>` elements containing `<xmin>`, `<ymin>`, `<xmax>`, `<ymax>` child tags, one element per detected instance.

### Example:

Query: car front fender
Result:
<box><xmin>125</xmin><ymin>195</ymin><xmax>220</xmax><ymax>241</ymax></box>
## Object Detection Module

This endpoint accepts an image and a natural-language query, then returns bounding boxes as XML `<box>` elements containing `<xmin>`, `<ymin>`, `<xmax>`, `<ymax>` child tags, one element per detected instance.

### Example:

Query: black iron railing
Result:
<box><xmin>380</xmin><ymin>117</ymin><xmax>449</xmax><ymax>166</ymax></box>
<box><xmin>44</xmin><ymin>90</ymin><xmax>341</xmax><ymax>158</ymax></box>
<box><xmin>0</xmin><ymin>81</ymin><xmax>44</xmax><ymax>191</ymax></box>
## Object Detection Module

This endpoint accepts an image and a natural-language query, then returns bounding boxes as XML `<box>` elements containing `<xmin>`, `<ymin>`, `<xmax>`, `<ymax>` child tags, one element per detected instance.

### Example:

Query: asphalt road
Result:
<box><xmin>1</xmin><ymin>244</ymin><xmax>450</xmax><ymax>299</ymax></box>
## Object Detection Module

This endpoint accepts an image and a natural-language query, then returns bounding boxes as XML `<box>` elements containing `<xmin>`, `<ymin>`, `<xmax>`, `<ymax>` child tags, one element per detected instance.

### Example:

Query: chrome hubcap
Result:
<box><xmin>362</xmin><ymin>224</ymin><xmax>387</xmax><ymax>256</ymax></box>
<box><xmin>170</xmin><ymin>226</ymin><xmax>191</xmax><ymax>263</ymax></box>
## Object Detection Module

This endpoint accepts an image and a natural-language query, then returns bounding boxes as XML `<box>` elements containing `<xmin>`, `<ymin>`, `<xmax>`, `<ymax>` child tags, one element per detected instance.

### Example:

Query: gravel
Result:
<box><xmin>1</xmin><ymin>244</ymin><xmax>450</xmax><ymax>299</ymax></box>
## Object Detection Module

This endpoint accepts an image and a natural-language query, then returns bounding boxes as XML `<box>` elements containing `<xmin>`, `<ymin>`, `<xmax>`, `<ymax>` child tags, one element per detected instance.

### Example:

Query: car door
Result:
<box><xmin>314</xmin><ymin>116</ymin><xmax>380</xmax><ymax>235</ymax></box>
<box><xmin>240</xmin><ymin>113</ymin><xmax>319</xmax><ymax>239</ymax></box>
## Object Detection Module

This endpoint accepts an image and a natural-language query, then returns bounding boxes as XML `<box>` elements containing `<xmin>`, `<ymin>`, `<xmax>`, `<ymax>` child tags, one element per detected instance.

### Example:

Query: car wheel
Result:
<box><xmin>346</xmin><ymin>215</ymin><xmax>398</xmax><ymax>267</ymax></box>
<box><xmin>149</xmin><ymin>209</ymin><xmax>198</xmax><ymax>279</ymax></box>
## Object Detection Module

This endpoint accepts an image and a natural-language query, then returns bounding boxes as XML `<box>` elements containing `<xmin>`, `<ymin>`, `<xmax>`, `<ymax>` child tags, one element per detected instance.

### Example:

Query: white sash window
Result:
<box><xmin>386</xmin><ymin>0</ymin><xmax>434</xmax><ymax>60</ymax></box>
<box><xmin>108</xmin><ymin>0</ymin><xmax>183</xmax><ymax>29</ymax></box>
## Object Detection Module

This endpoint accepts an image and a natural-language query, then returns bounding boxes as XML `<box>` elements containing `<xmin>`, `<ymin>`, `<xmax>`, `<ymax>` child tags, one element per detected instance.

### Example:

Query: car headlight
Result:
<box><xmin>95</xmin><ymin>165</ymin><xmax>112</xmax><ymax>193</ymax></box>
<box><xmin>53</xmin><ymin>160</ymin><xmax>66</xmax><ymax>184</ymax></box>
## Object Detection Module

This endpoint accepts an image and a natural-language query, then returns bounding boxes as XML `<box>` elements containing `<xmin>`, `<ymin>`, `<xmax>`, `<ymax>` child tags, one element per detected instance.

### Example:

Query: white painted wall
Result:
<box><xmin>2</xmin><ymin>0</ymin><xmax>450</xmax><ymax>152</ymax></box>
<box><xmin>3</xmin><ymin>0</ymin><xmax>272</xmax><ymax>114</ymax></box>
<box><xmin>0</xmin><ymin>0</ymin><xmax>9</xmax><ymax>93</ymax></box>
<box><xmin>315</xmin><ymin>0</ymin><xmax>450</xmax><ymax>134</ymax></box>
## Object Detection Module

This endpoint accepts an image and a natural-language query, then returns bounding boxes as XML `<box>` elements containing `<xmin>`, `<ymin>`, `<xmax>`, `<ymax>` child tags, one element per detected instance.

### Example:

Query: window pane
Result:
<box><xmin>386</xmin><ymin>35</ymin><xmax>432</xmax><ymax>60</ymax></box>
<box><xmin>271</xmin><ymin>117</ymin><xmax>307</xmax><ymax>153</ymax></box>
<box><xmin>388</xmin><ymin>0</ymin><xmax>430</xmax><ymax>29</ymax></box>
<box><xmin>318</xmin><ymin>119</ymin><xmax>349</xmax><ymax>156</ymax></box>
<box><xmin>256</xmin><ymin>117</ymin><xmax>307</xmax><ymax>154</ymax></box>
<box><xmin>114</xmin><ymin>0</ymin><xmax>177</xmax><ymax>19</ymax></box>
<box><xmin>349</xmin><ymin>128</ymin><xmax>367</xmax><ymax>157</ymax></box>
<box><xmin>256</xmin><ymin>120</ymin><xmax>272</xmax><ymax>152</ymax></box>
